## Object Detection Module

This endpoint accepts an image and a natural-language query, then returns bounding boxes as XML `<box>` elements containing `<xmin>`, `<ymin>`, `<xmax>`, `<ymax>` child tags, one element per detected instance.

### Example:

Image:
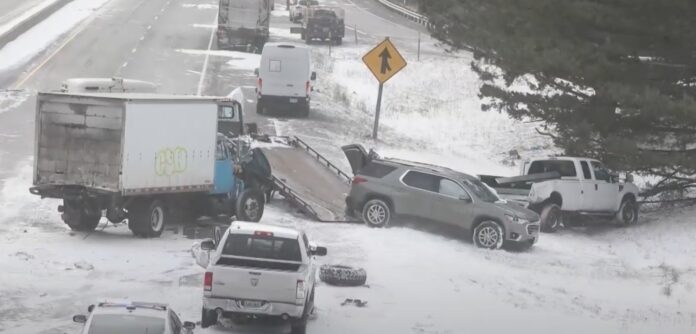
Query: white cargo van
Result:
<box><xmin>255</xmin><ymin>43</ymin><xmax>316</xmax><ymax>117</ymax></box>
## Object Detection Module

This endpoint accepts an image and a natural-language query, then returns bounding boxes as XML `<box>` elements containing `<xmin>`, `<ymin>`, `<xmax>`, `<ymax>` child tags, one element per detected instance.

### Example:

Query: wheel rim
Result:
<box><xmin>150</xmin><ymin>206</ymin><xmax>164</xmax><ymax>231</ymax></box>
<box><xmin>366</xmin><ymin>204</ymin><xmax>386</xmax><ymax>225</ymax></box>
<box><xmin>548</xmin><ymin>210</ymin><xmax>559</xmax><ymax>228</ymax></box>
<box><xmin>622</xmin><ymin>203</ymin><xmax>635</xmax><ymax>223</ymax></box>
<box><xmin>477</xmin><ymin>226</ymin><xmax>500</xmax><ymax>248</ymax></box>
<box><xmin>244</xmin><ymin>197</ymin><xmax>260</xmax><ymax>220</ymax></box>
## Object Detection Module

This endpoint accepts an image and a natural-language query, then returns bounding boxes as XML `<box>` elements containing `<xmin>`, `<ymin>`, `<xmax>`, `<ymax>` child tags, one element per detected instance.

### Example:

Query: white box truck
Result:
<box><xmin>30</xmin><ymin>92</ymin><xmax>271</xmax><ymax>237</ymax></box>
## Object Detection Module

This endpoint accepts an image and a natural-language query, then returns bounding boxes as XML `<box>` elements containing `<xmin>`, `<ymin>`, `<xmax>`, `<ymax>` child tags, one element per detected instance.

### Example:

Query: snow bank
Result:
<box><xmin>181</xmin><ymin>4</ymin><xmax>218</xmax><ymax>10</ymax></box>
<box><xmin>176</xmin><ymin>49</ymin><xmax>260</xmax><ymax>71</ymax></box>
<box><xmin>0</xmin><ymin>0</ymin><xmax>112</xmax><ymax>73</ymax></box>
<box><xmin>0</xmin><ymin>0</ymin><xmax>59</xmax><ymax>36</ymax></box>
<box><xmin>0</xmin><ymin>90</ymin><xmax>31</xmax><ymax>115</ymax></box>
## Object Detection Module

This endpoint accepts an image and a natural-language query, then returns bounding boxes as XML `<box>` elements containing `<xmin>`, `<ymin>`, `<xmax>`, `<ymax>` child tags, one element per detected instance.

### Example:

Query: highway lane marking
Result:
<box><xmin>122</xmin><ymin>62</ymin><xmax>128</xmax><ymax>68</ymax></box>
<box><xmin>140</xmin><ymin>36</ymin><xmax>145</xmax><ymax>41</ymax></box>
<box><xmin>147</xmin><ymin>25</ymin><xmax>152</xmax><ymax>30</ymax></box>
<box><xmin>345</xmin><ymin>25</ymin><xmax>369</xmax><ymax>36</ymax></box>
<box><xmin>196</xmin><ymin>15</ymin><xmax>217</xmax><ymax>96</ymax></box>
<box><xmin>131</xmin><ymin>48</ymin><xmax>137</xmax><ymax>53</ymax></box>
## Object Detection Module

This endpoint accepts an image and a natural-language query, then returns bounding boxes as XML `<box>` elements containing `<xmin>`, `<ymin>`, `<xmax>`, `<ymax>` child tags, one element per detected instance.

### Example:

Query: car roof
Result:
<box><xmin>375</xmin><ymin>157</ymin><xmax>478</xmax><ymax>181</ymax></box>
<box><xmin>229</xmin><ymin>222</ymin><xmax>300</xmax><ymax>239</ymax></box>
<box><xmin>91</xmin><ymin>301</ymin><xmax>169</xmax><ymax>318</ymax></box>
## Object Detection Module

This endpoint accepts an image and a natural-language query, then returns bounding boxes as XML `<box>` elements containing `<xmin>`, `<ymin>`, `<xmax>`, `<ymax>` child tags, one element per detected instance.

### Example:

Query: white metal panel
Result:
<box><xmin>259</xmin><ymin>44</ymin><xmax>311</xmax><ymax>97</ymax></box>
<box><xmin>120</xmin><ymin>102</ymin><xmax>218</xmax><ymax>193</ymax></box>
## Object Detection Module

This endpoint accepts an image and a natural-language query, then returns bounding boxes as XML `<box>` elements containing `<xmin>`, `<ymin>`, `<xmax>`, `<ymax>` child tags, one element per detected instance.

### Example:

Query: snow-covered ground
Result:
<box><xmin>1</xmin><ymin>2</ymin><xmax>696</xmax><ymax>334</ymax></box>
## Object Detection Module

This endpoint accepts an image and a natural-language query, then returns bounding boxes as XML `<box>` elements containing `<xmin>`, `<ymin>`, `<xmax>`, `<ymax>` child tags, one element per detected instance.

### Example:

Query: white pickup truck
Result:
<box><xmin>194</xmin><ymin>222</ymin><xmax>327</xmax><ymax>334</ymax></box>
<box><xmin>480</xmin><ymin>157</ymin><xmax>640</xmax><ymax>232</ymax></box>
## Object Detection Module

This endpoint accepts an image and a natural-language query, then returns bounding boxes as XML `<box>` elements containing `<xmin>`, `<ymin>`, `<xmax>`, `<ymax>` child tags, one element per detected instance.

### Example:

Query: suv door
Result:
<box><xmin>590</xmin><ymin>161</ymin><xmax>619</xmax><ymax>211</ymax></box>
<box><xmin>431</xmin><ymin>178</ymin><xmax>474</xmax><ymax>227</ymax></box>
<box><xmin>398</xmin><ymin>170</ymin><xmax>440</xmax><ymax>219</ymax></box>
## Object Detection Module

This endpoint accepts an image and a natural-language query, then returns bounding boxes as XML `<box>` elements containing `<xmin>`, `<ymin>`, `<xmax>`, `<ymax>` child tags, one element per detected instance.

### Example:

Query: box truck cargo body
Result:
<box><xmin>31</xmin><ymin>92</ymin><xmax>268</xmax><ymax>237</ymax></box>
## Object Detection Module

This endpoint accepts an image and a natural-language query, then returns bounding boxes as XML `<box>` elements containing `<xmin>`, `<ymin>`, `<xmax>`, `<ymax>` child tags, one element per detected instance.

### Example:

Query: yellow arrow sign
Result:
<box><xmin>362</xmin><ymin>38</ymin><xmax>407</xmax><ymax>84</ymax></box>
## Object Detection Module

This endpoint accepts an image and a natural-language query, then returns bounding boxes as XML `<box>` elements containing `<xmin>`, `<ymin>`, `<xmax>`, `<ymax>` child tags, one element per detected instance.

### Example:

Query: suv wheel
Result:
<box><xmin>540</xmin><ymin>203</ymin><xmax>562</xmax><ymax>233</ymax></box>
<box><xmin>472</xmin><ymin>220</ymin><xmax>504</xmax><ymax>249</ymax></box>
<box><xmin>361</xmin><ymin>199</ymin><xmax>391</xmax><ymax>228</ymax></box>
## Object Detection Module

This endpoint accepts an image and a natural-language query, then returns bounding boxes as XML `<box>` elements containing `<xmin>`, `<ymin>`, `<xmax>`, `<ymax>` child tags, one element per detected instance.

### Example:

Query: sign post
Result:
<box><xmin>362</xmin><ymin>37</ymin><xmax>407</xmax><ymax>140</ymax></box>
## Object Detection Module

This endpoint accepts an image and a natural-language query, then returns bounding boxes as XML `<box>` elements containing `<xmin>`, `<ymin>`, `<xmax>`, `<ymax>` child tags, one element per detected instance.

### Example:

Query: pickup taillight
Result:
<box><xmin>204</xmin><ymin>272</ymin><xmax>213</xmax><ymax>291</ymax></box>
<box><xmin>352</xmin><ymin>176</ymin><xmax>367</xmax><ymax>185</ymax></box>
<box><xmin>296</xmin><ymin>279</ymin><xmax>306</xmax><ymax>299</ymax></box>
<box><xmin>305</xmin><ymin>81</ymin><xmax>310</xmax><ymax>94</ymax></box>
<box><xmin>257</xmin><ymin>78</ymin><xmax>263</xmax><ymax>91</ymax></box>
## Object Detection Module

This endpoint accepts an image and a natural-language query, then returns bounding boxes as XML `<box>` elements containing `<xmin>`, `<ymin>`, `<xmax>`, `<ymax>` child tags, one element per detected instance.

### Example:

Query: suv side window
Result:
<box><xmin>580</xmin><ymin>161</ymin><xmax>591</xmax><ymax>179</ymax></box>
<box><xmin>169</xmin><ymin>311</ymin><xmax>182</xmax><ymax>334</ymax></box>
<box><xmin>438</xmin><ymin>178</ymin><xmax>467</xmax><ymax>198</ymax></box>
<box><xmin>402</xmin><ymin>171</ymin><xmax>438</xmax><ymax>192</ymax></box>
<box><xmin>359</xmin><ymin>162</ymin><xmax>396</xmax><ymax>178</ymax></box>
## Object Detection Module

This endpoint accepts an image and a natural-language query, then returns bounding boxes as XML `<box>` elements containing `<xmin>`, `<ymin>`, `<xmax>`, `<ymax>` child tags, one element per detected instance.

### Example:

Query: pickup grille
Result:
<box><xmin>216</xmin><ymin>257</ymin><xmax>301</xmax><ymax>271</ymax></box>
<box><xmin>526</xmin><ymin>225</ymin><xmax>540</xmax><ymax>234</ymax></box>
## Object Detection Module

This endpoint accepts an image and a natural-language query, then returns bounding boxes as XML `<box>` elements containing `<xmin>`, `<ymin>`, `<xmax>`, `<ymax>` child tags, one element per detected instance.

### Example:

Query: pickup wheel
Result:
<box><xmin>361</xmin><ymin>199</ymin><xmax>391</xmax><ymax>227</ymax></box>
<box><xmin>235</xmin><ymin>189</ymin><xmax>265</xmax><ymax>222</ymax></box>
<box><xmin>540</xmin><ymin>203</ymin><xmax>562</xmax><ymax>233</ymax></box>
<box><xmin>61</xmin><ymin>200</ymin><xmax>101</xmax><ymax>232</ymax></box>
<box><xmin>616</xmin><ymin>199</ymin><xmax>638</xmax><ymax>226</ymax></box>
<box><xmin>256</xmin><ymin>101</ymin><xmax>264</xmax><ymax>114</ymax></box>
<box><xmin>472</xmin><ymin>220</ymin><xmax>504</xmax><ymax>249</ymax></box>
<box><xmin>291</xmin><ymin>288</ymin><xmax>313</xmax><ymax>334</ymax></box>
<box><xmin>201</xmin><ymin>307</ymin><xmax>217</xmax><ymax>328</ymax></box>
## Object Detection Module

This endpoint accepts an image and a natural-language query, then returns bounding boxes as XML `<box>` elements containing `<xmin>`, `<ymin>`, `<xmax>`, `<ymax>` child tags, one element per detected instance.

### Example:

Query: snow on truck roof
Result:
<box><xmin>229</xmin><ymin>222</ymin><xmax>301</xmax><ymax>239</ymax></box>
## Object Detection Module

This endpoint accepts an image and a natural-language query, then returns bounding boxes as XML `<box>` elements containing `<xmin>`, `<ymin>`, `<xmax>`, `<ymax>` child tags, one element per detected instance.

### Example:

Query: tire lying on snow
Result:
<box><xmin>319</xmin><ymin>265</ymin><xmax>367</xmax><ymax>286</ymax></box>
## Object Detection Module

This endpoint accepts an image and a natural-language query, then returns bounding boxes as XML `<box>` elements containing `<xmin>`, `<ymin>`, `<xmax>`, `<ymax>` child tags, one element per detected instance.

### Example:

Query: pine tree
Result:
<box><xmin>420</xmin><ymin>0</ymin><xmax>696</xmax><ymax>196</ymax></box>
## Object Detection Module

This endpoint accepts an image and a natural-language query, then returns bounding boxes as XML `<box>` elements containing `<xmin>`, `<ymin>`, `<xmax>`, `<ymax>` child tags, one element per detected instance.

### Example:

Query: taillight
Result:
<box><xmin>305</xmin><ymin>81</ymin><xmax>310</xmax><ymax>94</ymax></box>
<box><xmin>296</xmin><ymin>280</ymin><xmax>306</xmax><ymax>299</ymax></box>
<box><xmin>204</xmin><ymin>272</ymin><xmax>213</xmax><ymax>291</ymax></box>
<box><xmin>254</xmin><ymin>231</ymin><xmax>273</xmax><ymax>237</ymax></box>
<box><xmin>352</xmin><ymin>176</ymin><xmax>367</xmax><ymax>185</ymax></box>
<box><xmin>257</xmin><ymin>78</ymin><xmax>263</xmax><ymax>91</ymax></box>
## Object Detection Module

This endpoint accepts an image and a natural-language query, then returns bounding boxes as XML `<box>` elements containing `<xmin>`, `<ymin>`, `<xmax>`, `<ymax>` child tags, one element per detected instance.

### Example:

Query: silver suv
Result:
<box><xmin>342</xmin><ymin>144</ymin><xmax>541</xmax><ymax>250</ymax></box>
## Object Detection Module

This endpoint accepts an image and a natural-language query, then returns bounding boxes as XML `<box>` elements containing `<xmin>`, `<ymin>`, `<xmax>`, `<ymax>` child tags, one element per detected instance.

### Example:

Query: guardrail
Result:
<box><xmin>376</xmin><ymin>0</ymin><xmax>430</xmax><ymax>27</ymax></box>
<box><xmin>290</xmin><ymin>136</ymin><xmax>353</xmax><ymax>184</ymax></box>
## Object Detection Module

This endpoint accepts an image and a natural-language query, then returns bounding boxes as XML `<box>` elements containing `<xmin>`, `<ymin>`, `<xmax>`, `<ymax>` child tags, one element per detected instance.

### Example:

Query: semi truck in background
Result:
<box><xmin>30</xmin><ymin>91</ymin><xmax>272</xmax><ymax>237</ymax></box>
<box><xmin>217</xmin><ymin>0</ymin><xmax>271</xmax><ymax>52</ymax></box>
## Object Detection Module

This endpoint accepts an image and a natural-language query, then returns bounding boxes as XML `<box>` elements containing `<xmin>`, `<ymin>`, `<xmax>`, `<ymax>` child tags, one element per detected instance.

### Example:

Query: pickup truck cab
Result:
<box><xmin>481</xmin><ymin>157</ymin><xmax>640</xmax><ymax>232</ymax></box>
<box><xmin>195</xmin><ymin>222</ymin><xmax>327</xmax><ymax>334</ymax></box>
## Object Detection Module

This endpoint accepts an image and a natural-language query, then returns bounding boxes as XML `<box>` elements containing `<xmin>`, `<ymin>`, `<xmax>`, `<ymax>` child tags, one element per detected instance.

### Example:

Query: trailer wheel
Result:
<box><xmin>61</xmin><ymin>200</ymin><xmax>101</xmax><ymax>232</ymax></box>
<box><xmin>128</xmin><ymin>199</ymin><xmax>167</xmax><ymax>238</ymax></box>
<box><xmin>236</xmin><ymin>189</ymin><xmax>265</xmax><ymax>222</ymax></box>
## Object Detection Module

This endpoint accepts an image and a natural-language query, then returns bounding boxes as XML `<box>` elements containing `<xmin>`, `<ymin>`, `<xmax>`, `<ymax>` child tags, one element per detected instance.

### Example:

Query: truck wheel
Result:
<box><xmin>236</xmin><ymin>189</ymin><xmax>265</xmax><ymax>222</ymax></box>
<box><xmin>319</xmin><ymin>264</ymin><xmax>367</xmax><ymax>286</ymax></box>
<box><xmin>361</xmin><ymin>199</ymin><xmax>391</xmax><ymax>227</ymax></box>
<box><xmin>61</xmin><ymin>200</ymin><xmax>101</xmax><ymax>232</ymax></box>
<box><xmin>201</xmin><ymin>307</ymin><xmax>217</xmax><ymax>328</ymax></box>
<box><xmin>128</xmin><ymin>199</ymin><xmax>167</xmax><ymax>238</ymax></box>
<box><xmin>616</xmin><ymin>199</ymin><xmax>638</xmax><ymax>226</ymax></box>
<box><xmin>290</xmin><ymin>288</ymin><xmax>313</xmax><ymax>334</ymax></box>
<box><xmin>540</xmin><ymin>203</ymin><xmax>562</xmax><ymax>233</ymax></box>
<box><xmin>472</xmin><ymin>220</ymin><xmax>504</xmax><ymax>249</ymax></box>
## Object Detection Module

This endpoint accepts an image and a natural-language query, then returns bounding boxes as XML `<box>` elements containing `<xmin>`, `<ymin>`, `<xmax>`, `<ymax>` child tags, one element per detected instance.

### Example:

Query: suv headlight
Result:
<box><xmin>505</xmin><ymin>214</ymin><xmax>529</xmax><ymax>224</ymax></box>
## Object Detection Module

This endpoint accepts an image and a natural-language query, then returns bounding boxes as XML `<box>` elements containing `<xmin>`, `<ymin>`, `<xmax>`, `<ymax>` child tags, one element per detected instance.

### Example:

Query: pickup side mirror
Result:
<box><xmin>73</xmin><ymin>314</ymin><xmax>87</xmax><ymax>323</ymax></box>
<box><xmin>200</xmin><ymin>239</ymin><xmax>216</xmax><ymax>251</ymax></box>
<box><xmin>254</xmin><ymin>68</ymin><xmax>259</xmax><ymax>76</ymax></box>
<box><xmin>310</xmin><ymin>71</ymin><xmax>316</xmax><ymax>80</ymax></box>
<box><xmin>625</xmin><ymin>173</ymin><xmax>634</xmax><ymax>183</ymax></box>
<box><xmin>183</xmin><ymin>321</ymin><xmax>196</xmax><ymax>330</ymax></box>
<box><xmin>311</xmin><ymin>246</ymin><xmax>327</xmax><ymax>256</ymax></box>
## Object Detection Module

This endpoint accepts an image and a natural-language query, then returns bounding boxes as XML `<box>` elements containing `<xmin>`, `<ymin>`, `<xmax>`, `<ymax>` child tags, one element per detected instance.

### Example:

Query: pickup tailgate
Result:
<box><xmin>209</xmin><ymin>233</ymin><xmax>305</xmax><ymax>305</ymax></box>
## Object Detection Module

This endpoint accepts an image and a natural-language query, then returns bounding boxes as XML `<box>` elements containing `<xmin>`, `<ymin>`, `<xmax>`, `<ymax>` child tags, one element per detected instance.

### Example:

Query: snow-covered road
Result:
<box><xmin>0</xmin><ymin>0</ymin><xmax>695</xmax><ymax>333</ymax></box>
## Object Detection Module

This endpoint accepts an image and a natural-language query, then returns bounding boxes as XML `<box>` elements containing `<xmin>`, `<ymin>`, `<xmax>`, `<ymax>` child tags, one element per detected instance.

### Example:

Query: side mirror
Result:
<box><xmin>310</xmin><ymin>71</ymin><xmax>316</xmax><ymax>80</ymax></box>
<box><xmin>87</xmin><ymin>304</ymin><xmax>95</xmax><ymax>313</ymax></box>
<box><xmin>254</xmin><ymin>68</ymin><xmax>259</xmax><ymax>76</ymax></box>
<box><xmin>311</xmin><ymin>246</ymin><xmax>327</xmax><ymax>256</ymax></box>
<box><xmin>73</xmin><ymin>314</ymin><xmax>87</xmax><ymax>323</ymax></box>
<box><xmin>459</xmin><ymin>195</ymin><xmax>472</xmax><ymax>203</ymax></box>
<box><xmin>200</xmin><ymin>239</ymin><xmax>216</xmax><ymax>251</ymax></box>
<box><xmin>183</xmin><ymin>321</ymin><xmax>196</xmax><ymax>330</ymax></box>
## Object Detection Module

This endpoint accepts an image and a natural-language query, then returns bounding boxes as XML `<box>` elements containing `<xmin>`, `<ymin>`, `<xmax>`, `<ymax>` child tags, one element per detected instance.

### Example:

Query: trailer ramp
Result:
<box><xmin>259</xmin><ymin>136</ymin><xmax>354</xmax><ymax>222</ymax></box>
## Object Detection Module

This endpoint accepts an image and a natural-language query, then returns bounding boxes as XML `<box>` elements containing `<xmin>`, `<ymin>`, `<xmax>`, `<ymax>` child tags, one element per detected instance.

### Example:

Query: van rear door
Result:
<box><xmin>260</xmin><ymin>45</ymin><xmax>310</xmax><ymax>98</ymax></box>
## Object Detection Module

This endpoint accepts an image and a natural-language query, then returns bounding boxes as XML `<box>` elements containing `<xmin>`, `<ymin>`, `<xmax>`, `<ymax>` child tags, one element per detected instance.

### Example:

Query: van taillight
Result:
<box><xmin>204</xmin><ymin>272</ymin><xmax>213</xmax><ymax>291</ymax></box>
<box><xmin>352</xmin><ymin>176</ymin><xmax>367</xmax><ymax>184</ymax></box>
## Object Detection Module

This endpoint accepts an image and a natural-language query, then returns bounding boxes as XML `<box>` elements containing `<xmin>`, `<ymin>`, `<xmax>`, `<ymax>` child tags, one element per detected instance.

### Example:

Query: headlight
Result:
<box><xmin>505</xmin><ymin>214</ymin><xmax>529</xmax><ymax>224</ymax></box>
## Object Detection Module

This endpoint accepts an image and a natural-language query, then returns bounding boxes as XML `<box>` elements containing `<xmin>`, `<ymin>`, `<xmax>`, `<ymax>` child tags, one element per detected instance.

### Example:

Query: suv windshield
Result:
<box><xmin>88</xmin><ymin>314</ymin><xmax>164</xmax><ymax>334</ymax></box>
<box><xmin>462</xmin><ymin>179</ymin><xmax>499</xmax><ymax>203</ymax></box>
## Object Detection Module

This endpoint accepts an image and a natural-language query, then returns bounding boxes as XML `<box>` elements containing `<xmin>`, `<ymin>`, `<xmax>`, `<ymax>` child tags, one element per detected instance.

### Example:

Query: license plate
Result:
<box><xmin>289</xmin><ymin>98</ymin><xmax>298</xmax><ymax>103</ymax></box>
<box><xmin>242</xmin><ymin>300</ymin><xmax>264</xmax><ymax>308</ymax></box>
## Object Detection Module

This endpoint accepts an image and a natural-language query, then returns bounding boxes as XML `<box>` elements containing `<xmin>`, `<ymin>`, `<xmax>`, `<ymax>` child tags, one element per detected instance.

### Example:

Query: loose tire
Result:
<box><xmin>472</xmin><ymin>220</ymin><xmax>504</xmax><ymax>249</ymax></box>
<box><xmin>235</xmin><ymin>189</ymin><xmax>265</xmax><ymax>222</ymax></box>
<box><xmin>361</xmin><ymin>199</ymin><xmax>391</xmax><ymax>227</ymax></box>
<box><xmin>128</xmin><ymin>199</ymin><xmax>167</xmax><ymax>238</ymax></box>
<box><xmin>616</xmin><ymin>199</ymin><xmax>638</xmax><ymax>226</ymax></box>
<box><xmin>540</xmin><ymin>203</ymin><xmax>562</xmax><ymax>233</ymax></box>
<box><xmin>319</xmin><ymin>264</ymin><xmax>367</xmax><ymax>286</ymax></box>
<box><xmin>61</xmin><ymin>200</ymin><xmax>100</xmax><ymax>232</ymax></box>
<box><xmin>201</xmin><ymin>307</ymin><xmax>217</xmax><ymax>328</ymax></box>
